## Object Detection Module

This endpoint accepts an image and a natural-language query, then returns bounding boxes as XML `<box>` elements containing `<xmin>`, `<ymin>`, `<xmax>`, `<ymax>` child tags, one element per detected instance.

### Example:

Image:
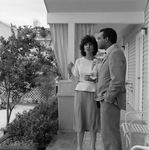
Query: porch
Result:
<box><xmin>46</xmin><ymin>104</ymin><xmax>146</xmax><ymax>150</ymax></box>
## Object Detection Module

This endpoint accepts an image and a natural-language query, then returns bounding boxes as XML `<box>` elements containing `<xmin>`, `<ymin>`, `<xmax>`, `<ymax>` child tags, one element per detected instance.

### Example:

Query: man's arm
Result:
<box><xmin>105</xmin><ymin>50</ymin><xmax>126</xmax><ymax>103</ymax></box>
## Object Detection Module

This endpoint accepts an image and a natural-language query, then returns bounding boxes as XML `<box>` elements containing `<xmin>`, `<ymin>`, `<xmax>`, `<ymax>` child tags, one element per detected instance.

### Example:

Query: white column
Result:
<box><xmin>68</xmin><ymin>22</ymin><xmax>75</xmax><ymax>63</ymax></box>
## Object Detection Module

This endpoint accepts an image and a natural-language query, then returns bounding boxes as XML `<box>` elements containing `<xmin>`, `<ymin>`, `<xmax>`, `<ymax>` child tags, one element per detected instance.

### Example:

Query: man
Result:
<box><xmin>96</xmin><ymin>28</ymin><xmax>126</xmax><ymax>150</ymax></box>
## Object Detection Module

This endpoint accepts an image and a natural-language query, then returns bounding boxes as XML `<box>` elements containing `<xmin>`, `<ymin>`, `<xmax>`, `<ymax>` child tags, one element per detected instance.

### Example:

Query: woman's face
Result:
<box><xmin>84</xmin><ymin>42</ymin><xmax>94</xmax><ymax>55</ymax></box>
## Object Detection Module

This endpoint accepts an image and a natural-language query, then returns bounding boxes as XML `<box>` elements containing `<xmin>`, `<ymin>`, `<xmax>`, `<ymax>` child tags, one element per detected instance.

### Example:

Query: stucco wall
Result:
<box><xmin>0</xmin><ymin>22</ymin><xmax>11</xmax><ymax>39</ymax></box>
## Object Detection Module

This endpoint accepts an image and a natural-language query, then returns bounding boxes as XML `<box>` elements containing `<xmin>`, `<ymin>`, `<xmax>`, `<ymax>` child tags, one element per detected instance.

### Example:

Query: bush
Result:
<box><xmin>7</xmin><ymin>96</ymin><xmax>58</xmax><ymax>147</ymax></box>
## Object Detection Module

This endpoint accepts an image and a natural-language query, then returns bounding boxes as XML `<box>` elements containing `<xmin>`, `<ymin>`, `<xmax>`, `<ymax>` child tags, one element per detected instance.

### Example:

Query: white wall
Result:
<box><xmin>0</xmin><ymin>22</ymin><xmax>11</xmax><ymax>39</ymax></box>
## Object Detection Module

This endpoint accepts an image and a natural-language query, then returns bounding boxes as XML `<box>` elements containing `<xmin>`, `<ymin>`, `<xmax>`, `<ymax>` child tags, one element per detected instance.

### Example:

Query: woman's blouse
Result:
<box><xmin>72</xmin><ymin>57</ymin><xmax>97</xmax><ymax>92</ymax></box>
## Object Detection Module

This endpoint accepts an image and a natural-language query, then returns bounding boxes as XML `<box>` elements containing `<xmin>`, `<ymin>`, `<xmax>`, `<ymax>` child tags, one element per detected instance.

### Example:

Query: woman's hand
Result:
<box><xmin>84</xmin><ymin>75</ymin><xmax>91</xmax><ymax>81</ymax></box>
<box><xmin>84</xmin><ymin>75</ymin><xmax>97</xmax><ymax>83</ymax></box>
<box><xmin>67</xmin><ymin>62</ymin><xmax>74</xmax><ymax>77</ymax></box>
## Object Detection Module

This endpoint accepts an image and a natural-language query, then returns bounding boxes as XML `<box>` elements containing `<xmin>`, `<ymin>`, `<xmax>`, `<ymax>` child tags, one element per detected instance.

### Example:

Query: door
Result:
<box><xmin>135</xmin><ymin>32</ymin><xmax>143</xmax><ymax>111</ymax></box>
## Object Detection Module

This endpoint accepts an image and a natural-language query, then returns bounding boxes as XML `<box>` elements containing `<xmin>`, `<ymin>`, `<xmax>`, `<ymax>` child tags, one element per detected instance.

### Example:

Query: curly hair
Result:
<box><xmin>79</xmin><ymin>35</ymin><xmax>98</xmax><ymax>56</ymax></box>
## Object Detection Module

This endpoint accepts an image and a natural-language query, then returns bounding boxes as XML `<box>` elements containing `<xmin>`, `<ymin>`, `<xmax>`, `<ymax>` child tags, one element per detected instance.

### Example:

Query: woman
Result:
<box><xmin>67</xmin><ymin>35</ymin><xmax>100</xmax><ymax>150</ymax></box>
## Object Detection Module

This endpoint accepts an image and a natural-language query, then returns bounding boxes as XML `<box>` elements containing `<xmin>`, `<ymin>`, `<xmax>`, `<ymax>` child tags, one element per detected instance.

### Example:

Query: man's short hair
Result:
<box><xmin>100</xmin><ymin>28</ymin><xmax>117</xmax><ymax>44</ymax></box>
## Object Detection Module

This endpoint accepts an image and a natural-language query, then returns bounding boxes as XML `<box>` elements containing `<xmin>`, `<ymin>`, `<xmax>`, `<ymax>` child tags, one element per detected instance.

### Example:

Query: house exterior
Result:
<box><xmin>0</xmin><ymin>21</ymin><xmax>12</xmax><ymax>39</ymax></box>
<box><xmin>44</xmin><ymin>0</ymin><xmax>149</xmax><ymax>132</ymax></box>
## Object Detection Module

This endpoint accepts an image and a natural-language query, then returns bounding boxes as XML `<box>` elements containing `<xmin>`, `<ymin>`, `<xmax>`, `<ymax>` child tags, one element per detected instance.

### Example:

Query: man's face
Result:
<box><xmin>97</xmin><ymin>32</ymin><xmax>106</xmax><ymax>50</ymax></box>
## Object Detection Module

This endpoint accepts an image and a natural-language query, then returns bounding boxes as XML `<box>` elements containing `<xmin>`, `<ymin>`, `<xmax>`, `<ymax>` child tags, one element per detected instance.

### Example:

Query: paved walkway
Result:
<box><xmin>0</xmin><ymin>104</ymin><xmax>34</xmax><ymax>129</ymax></box>
<box><xmin>0</xmin><ymin>104</ymin><xmax>35</xmax><ymax>137</ymax></box>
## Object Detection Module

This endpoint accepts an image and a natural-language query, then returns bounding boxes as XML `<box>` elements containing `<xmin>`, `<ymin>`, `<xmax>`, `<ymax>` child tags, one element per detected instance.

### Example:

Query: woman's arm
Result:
<box><xmin>67</xmin><ymin>62</ymin><xmax>79</xmax><ymax>84</ymax></box>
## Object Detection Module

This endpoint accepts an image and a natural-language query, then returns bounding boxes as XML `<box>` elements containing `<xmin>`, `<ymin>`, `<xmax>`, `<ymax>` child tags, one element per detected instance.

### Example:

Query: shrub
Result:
<box><xmin>7</xmin><ymin>96</ymin><xmax>58</xmax><ymax>147</ymax></box>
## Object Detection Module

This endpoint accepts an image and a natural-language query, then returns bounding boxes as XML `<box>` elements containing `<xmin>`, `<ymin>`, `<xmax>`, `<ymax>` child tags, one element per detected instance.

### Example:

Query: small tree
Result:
<box><xmin>0</xmin><ymin>25</ymin><xmax>60</xmax><ymax>126</ymax></box>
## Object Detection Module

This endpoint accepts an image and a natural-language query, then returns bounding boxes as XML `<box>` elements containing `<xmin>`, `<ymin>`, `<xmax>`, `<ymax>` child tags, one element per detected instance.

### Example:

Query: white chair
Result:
<box><xmin>130</xmin><ymin>145</ymin><xmax>149</xmax><ymax>150</ymax></box>
<box><xmin>121</xmin><ymin>110</ymin><xmax>149</xmax><ymax>148</ymax></box>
